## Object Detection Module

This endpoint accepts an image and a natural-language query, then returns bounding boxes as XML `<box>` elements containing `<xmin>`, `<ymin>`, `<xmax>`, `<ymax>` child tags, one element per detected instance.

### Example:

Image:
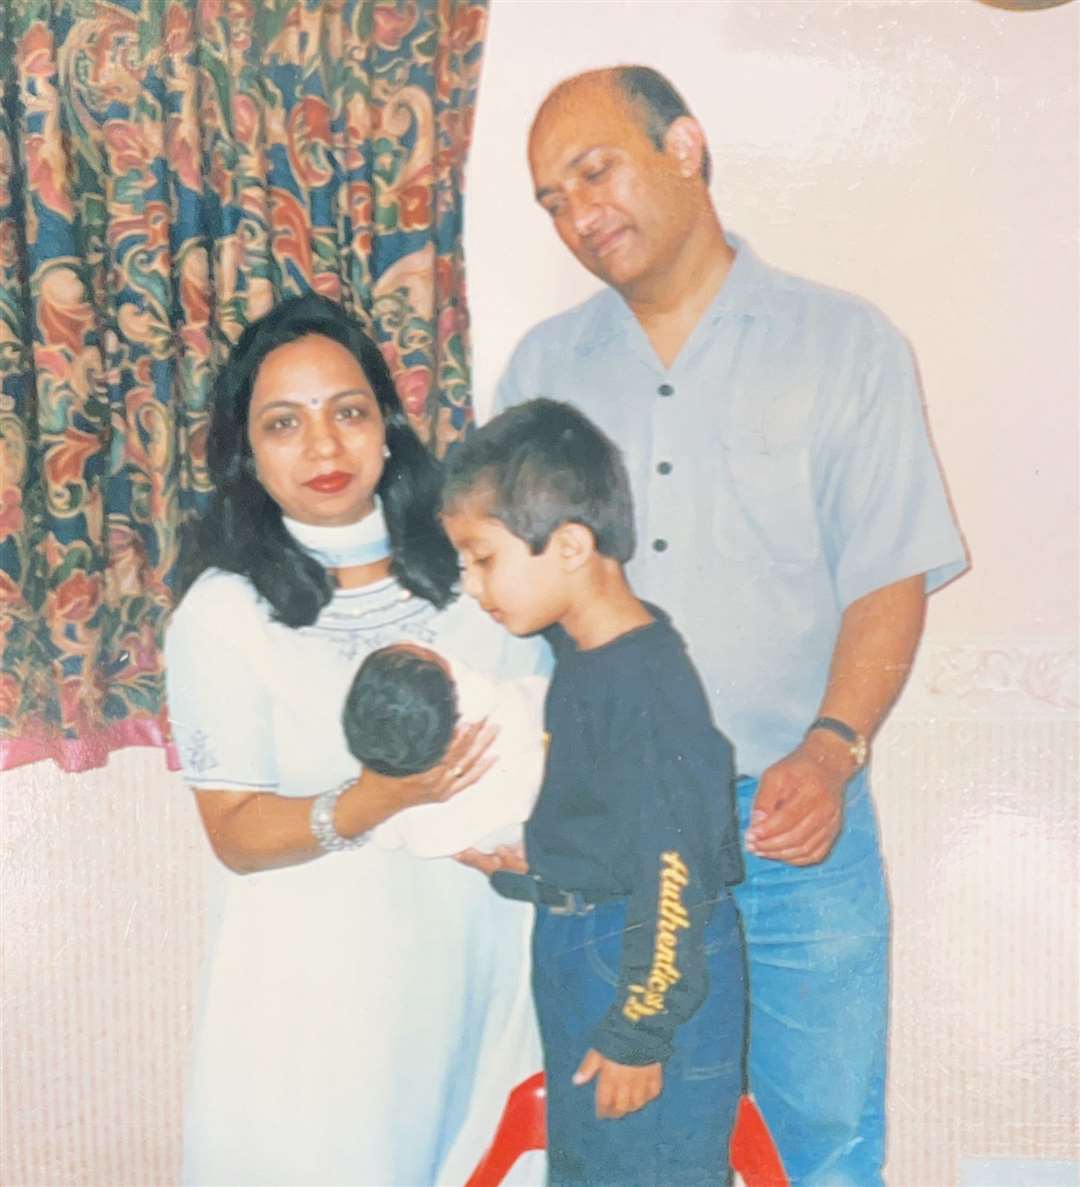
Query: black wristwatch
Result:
<box><xmin>806</xmin><ymin>716</ymin><xmax>868</xmax><ymax>769</ymax></box>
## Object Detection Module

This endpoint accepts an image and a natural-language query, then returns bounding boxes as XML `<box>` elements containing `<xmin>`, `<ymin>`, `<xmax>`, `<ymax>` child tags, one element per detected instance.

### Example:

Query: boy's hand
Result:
<box><xmin>455</xmin><ymin>841</ymin><xmax>528</xmax><ymax>877</ymax></box>
<box><xmin>573</xmin><ymin>1049</ymin><xmax>662</xmax><ymax>1119</ymax></box>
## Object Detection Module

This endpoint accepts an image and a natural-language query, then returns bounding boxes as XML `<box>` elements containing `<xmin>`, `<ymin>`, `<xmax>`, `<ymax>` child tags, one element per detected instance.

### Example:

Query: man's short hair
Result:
<box><xmin>343</xmin><ymin>646</ymin><xmax>458</xmax><ymax>778</ymax></box>
<box><xmin>613</xmin><ymin>65</ymin><xmax>712</xmax><ymax>185</ymax></box>
<box><xmin>443</xmin><ymin>398</ymin><xmax>636</xmax><ymax>563</ymax></box>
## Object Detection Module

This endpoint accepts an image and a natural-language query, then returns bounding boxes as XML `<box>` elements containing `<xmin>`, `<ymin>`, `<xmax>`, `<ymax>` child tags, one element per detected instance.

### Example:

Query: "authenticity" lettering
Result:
<box><xmin>622</xmin><ymin>851</ymin><xmax>690</xmax><ymax>1022</ymax></box>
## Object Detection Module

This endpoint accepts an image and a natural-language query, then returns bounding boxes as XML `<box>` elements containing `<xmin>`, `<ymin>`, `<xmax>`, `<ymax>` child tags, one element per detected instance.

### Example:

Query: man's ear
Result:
<box><xmin>554</xmin><ymin>522</ymin><xmax>596</xmax><ymax>572</ymax></box>
<box><xmin>663</xmin><ymin>117</ymin><xmax>706</xmax><ymax>180</ymax></box>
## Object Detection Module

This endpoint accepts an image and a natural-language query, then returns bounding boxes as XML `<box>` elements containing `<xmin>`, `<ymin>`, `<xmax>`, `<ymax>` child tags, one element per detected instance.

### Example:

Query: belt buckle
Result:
<box><xmin>546</xmin><ymin>887</ymin><xmax>579</xmax><ymax>916</ymax></box>
<box><xmin>547</xmin><ymin>888</ymin><xmax>597</xmax><ymax>916</ymax></box>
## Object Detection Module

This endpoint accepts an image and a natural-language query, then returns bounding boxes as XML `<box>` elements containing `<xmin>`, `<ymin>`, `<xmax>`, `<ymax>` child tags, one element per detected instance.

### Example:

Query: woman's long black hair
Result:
<box><xmin>176</xmin><ymin>294</ymin><xmax>459</xmax><ymax>626</ymax></box>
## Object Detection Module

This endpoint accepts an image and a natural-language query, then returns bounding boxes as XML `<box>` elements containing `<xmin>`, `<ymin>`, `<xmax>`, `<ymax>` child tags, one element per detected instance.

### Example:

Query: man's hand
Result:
<box><xmin>744</xmin><ymin>574</ymin><xmax>926</xmax><ymax>867</ymax></box>
<box><xmin>744</xmin><ymin>733</ymin><xmax>854</xmax><ymax>865</ymax></box>
<box><xmin>573</xmin><ymin>1049</ymin><xmax>662</xmax><ymax>1119</ymax></box>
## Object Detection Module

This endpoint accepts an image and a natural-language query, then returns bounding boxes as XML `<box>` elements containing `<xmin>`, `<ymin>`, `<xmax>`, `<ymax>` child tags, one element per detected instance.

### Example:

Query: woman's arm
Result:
<box><xmin>195</xmin><ymin>722</ymin><xmax>495</xmax><ymax>875</ymax></box>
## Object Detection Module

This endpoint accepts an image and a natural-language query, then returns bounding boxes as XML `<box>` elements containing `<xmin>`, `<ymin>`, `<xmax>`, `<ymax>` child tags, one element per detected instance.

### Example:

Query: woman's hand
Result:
<box><xmin>360</xmin><ymin>718</ymin><xmax>498</xmax><ymax>811</ymax></box>
<box><xmin>193</xmin><ymin>721</ymin><xmax>497</xmax><ymax>875</ymax></box>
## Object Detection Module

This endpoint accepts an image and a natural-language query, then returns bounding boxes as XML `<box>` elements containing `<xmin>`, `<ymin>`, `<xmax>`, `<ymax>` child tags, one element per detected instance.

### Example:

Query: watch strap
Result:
<box><xmin>808</xmin><ymin>716</ymin><xmax>857</xmax><ymax>744</ymax></box>
<box><xmin>807</xmin><ymin>716</ymin><xmax>868</xmax><ymax>767</ymax></box>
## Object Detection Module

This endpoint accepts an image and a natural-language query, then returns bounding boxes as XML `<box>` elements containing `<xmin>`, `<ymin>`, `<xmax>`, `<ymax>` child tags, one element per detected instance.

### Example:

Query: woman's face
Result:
<box><xmin>247</xmin><ymin>334</ymin><xmax>388</xmax><ymax>527</ymax></box>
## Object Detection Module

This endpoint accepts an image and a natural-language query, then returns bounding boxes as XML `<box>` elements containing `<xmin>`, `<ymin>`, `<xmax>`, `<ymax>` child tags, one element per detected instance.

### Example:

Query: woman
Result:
<box><xmin>166</xmin><ymin>295</ymin><xmax>544</xmax><ymax>1186</ymax></box>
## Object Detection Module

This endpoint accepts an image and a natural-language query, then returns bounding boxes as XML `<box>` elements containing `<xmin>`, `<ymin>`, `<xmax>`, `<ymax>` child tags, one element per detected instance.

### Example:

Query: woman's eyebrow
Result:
<box><xmin>255</xmin><ymin>387</ymin><xmax>373</xmax><ymax>411</ymax></box>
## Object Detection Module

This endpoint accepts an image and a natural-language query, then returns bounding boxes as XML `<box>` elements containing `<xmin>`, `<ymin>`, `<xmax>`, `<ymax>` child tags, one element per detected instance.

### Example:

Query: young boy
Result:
<box><xmin>442</xmin><ymin>399</ymin><xmax>746</xmax><ymax>1187</ymax></box>
<box><xmin>342</xmin><ymin>642</ymin><xmax>547</xmax><ymax>858</ymax></box>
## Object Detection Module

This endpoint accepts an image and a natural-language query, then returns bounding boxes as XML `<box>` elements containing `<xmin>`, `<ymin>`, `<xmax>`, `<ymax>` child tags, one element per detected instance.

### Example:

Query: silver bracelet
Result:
<box><xmin>310</xmin><ymin>782</ymin><xmax>370</xmax><ymax>853</ymax></box>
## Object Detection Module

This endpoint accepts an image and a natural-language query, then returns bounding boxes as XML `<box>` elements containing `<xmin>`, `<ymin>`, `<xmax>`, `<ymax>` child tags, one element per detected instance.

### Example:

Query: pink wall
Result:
<box><xmin>2</xmin><ymin>3</ymin><xmax>1077</xmax><ymax>1185</ymax></box>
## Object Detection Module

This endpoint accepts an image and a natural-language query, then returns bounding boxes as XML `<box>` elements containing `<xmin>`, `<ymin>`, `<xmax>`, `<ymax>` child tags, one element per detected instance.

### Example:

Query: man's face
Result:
<box><xmin>528</xmin><ymin>84</ymin><xmax>696</xmax><ymax>296</ymax></box>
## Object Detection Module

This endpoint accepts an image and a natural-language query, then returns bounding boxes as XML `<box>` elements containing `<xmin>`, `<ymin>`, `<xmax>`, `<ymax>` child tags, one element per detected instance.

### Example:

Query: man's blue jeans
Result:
<box><xmin>733</xmin><ymin>771</ymin><xmax>890</xmax><ymax>1186</ymax></box>
<box><xmin>532</xmin><ymin>893</ymin><xmax>745</xmax><ymax>1186</ymax></box>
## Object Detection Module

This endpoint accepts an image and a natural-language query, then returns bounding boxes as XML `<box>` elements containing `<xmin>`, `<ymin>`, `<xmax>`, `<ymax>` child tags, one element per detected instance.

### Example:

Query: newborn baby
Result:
<box><xmin>343</xmin><ymin>643</ymin><xmax>547</xmax><ymax>858</ymax></box>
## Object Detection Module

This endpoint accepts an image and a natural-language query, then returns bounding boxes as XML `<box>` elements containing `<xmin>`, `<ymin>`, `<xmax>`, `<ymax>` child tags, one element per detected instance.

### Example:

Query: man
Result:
<box><xmin>493</xmin><ymin>67</ymin><xmax>966</xmax><ymax>1185</ymax></box>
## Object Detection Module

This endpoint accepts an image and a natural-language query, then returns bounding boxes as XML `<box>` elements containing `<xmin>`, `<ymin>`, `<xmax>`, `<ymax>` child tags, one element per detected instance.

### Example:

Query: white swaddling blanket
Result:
<box><xmin>371</xmin><ymin>659</ymin><xmax>547</xmax><ymax>858</ymax></box>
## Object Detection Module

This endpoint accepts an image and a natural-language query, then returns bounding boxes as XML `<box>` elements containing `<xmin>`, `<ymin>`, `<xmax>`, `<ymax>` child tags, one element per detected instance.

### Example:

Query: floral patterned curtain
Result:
<box><xmin>0</xmin><ymin>0</ymin><xmax>488</xmax><ymax>772</ymax></box>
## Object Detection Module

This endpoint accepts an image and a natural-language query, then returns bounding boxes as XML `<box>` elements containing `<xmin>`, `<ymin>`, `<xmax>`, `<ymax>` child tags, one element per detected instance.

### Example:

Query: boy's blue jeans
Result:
<box><xmin>532</xmin><ymin>892</ymin><xmax>745</xmax><ymax>1187</ymax></box>
<box><xmin>733</xmin><ymin>771</ymin><xmax>890</xmax><ymax>1187</ymax></box>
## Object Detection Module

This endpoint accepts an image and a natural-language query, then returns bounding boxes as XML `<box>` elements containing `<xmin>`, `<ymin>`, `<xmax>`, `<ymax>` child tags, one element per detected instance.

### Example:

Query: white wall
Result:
<box><xmin>466</xmin><ymin>2</ymin><xmax>1079</xmax><ymax>1184</ymax></box>
<box><xmin>2</xmin><ymin>4</ymin><xmax>1077</xmax><ymax>1185</ymax></box>
<box><xmin>467</xmin><ymin>0</ymin><xmax>1079</xmax><ymax>643</ymax></box>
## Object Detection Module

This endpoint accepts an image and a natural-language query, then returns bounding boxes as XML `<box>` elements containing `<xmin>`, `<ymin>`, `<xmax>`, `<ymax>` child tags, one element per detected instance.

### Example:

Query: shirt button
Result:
<box><xmin>652</xmin><ymin>538</ymin><xmax>668</xmax><ymax>552</ymax></box>
<box><xmin>658</xmin><ymin>383</ymin><xmax>674</xmax><ymax>397</ymax></box>
<box><xmin>657</xmin><ymin>461</ymin><xmax>672</xmax><ymax>475</ymax></box>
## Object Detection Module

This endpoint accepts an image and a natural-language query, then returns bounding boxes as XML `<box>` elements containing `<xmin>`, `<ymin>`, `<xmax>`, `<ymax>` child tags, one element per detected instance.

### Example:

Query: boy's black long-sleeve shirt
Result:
<box><xmin>525</xmin><ymin>608</ymin><xmax>743</xmax><ymax>1066</ymax></box>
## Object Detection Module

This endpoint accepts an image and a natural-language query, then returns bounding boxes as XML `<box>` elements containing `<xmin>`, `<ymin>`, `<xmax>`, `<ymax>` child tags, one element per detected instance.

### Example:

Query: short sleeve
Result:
<box><xmin>817</xmin><ymin>321</ymin><xmax>968</xmax><ymax>608</ymax></box>
<box><xmin>164</xmin><ymin>573</ymin><xmax>279</xmax><ymax>792</ymax></box>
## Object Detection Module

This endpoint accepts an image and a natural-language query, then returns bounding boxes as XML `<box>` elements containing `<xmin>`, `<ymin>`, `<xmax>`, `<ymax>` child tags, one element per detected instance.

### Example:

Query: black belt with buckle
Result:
<box><xmin>490</xmin><ymin>871</ymin><xmax>623</xmax><ymax>915</ymax></box>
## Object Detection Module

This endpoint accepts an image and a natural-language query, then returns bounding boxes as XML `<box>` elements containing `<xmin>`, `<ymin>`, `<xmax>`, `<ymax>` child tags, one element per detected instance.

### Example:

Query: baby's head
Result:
<box><xmin>343</xmin><ymin>644</ymin><xmax>458</xmax><ymax>777</ymax></box>
<box><xmin>441</xmin><ymin>399</ymin><xmax>635</xmax><ymax>636</ymax></box>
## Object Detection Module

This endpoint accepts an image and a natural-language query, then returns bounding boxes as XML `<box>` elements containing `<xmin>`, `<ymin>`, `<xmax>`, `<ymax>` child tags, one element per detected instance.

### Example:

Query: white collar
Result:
<box><xmin>282</xmin><ymin>498</ymin><xmax>392</xmax><ymax>568</ymax></box>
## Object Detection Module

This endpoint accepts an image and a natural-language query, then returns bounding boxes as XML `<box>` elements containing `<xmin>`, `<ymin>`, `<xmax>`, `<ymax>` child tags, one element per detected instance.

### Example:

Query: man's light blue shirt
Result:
<box><xmin>495</xmin><ymin>235</ymin><xmax>967</xmax><ymax>776</ymax></box>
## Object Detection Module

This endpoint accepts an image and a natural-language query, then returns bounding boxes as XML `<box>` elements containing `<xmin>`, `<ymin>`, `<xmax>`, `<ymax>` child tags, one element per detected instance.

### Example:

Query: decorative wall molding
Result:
<box><xmin>894</xmin><ymin>638</ymin><xmax>1079</xmax><ymax>722</ymax></box>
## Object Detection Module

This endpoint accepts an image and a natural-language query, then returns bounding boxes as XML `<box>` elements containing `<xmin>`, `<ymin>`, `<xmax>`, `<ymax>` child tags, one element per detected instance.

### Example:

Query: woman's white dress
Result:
<box><xmin>165</xmin><ymin>571</ymin><xmax>546</xmax><ymax>1186</ymax></box>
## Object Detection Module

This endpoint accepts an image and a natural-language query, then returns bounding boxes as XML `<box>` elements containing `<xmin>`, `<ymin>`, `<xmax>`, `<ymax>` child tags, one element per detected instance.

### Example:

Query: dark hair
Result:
<box><xmin>613</xmin><ymin>66</ymin><xmax>712</xmax><ymax>186</ymax></box>
<box><xmin>176</xmin><ymin>294</ymin><xmax>459</xmax><ymax>625</ymax></box>
<box><xmin>342</xmin><ymin>646</ymin><xmax>458</xmax><ymax>777</ymax></box>
<box><xmin>442</xmin><ymin>398</ymin><xmax>635</xmax><ymax>562</ymax></box>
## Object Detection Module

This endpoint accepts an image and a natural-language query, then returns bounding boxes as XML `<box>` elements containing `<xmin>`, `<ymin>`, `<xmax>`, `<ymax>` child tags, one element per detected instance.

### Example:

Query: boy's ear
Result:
<box><xmin>554</xmin><ymin>522</ymin><xmax>595</xmax><ymax>572</ymax></box>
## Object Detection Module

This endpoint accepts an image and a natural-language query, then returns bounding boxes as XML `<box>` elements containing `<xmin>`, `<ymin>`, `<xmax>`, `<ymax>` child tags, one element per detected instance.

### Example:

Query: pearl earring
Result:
<box><xmin>383</xmin><ymin>444</ymin><xmax>391</xmax><ymax>459</ymax></box>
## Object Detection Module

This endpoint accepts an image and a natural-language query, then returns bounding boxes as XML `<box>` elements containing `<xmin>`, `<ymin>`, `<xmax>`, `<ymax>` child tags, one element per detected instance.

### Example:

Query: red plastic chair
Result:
<box><xmin>465</xmin><ymin>1072</ymin><xmax>546</xmax><ymax>1187</ymax></box>
<box><xmin>730</xmin><ymin>1094</ymin><xmax>788</xmax><ymax>1187</ymax></box>
<box><xmin>465</xmin><ymin>1072</ymin><xmax>788</xmax><ymax>1187</ymax></box>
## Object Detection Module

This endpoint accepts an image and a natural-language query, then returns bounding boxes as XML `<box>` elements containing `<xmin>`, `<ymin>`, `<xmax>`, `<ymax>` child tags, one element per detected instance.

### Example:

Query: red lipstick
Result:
<box><xmin>304</xmin><ymin>471</ymin><xmax>352</xmax><ymax>493</ymax></box>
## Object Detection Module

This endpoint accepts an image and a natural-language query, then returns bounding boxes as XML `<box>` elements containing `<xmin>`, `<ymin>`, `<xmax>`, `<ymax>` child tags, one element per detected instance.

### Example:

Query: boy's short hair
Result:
<box><xmin>343</xmin><ymin>646</ymin><xmax>458</xmax><ymax>778</ymax></box>
<box><xmin>442</xmin><ymin>398</ymin><xmax>636</xmax><ymax>562</ymax></box>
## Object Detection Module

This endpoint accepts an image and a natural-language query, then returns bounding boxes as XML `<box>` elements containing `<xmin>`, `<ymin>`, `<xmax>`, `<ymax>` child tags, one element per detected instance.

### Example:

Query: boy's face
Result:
<box><xmin>442</xmin><ymin>507</ymin><xmax>568</xmax><ymax>637</ymax></box>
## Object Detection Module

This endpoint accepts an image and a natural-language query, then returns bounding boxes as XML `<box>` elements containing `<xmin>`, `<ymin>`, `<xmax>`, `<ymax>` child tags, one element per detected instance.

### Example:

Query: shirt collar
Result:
<box><xmin>575</xmin><ymin>230</ymin><xmax>777</xmax><ymax>356</ymax></box>
<box><xmin>708</xmin><ymin>232</ymin><xmax>778</xmax><ymax>318</ymax></box>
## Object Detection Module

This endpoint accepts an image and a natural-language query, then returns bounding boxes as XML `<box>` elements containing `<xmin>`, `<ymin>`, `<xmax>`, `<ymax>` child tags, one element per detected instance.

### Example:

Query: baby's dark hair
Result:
<box><xmin>343</xmin><ymin>646</ymin><xmax>458</xmax><ymax>778</ymax></box>
<box><xmin>442</xmin><ymin>399</ymin><xmax>635</xmax><ymax>562</ymax></box>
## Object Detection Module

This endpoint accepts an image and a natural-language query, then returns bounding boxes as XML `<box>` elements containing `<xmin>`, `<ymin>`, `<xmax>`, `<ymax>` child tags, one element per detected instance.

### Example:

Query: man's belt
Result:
<box><xmin>490</xmin><ymin>871</ymin><xmax>624</xmax><ymax>915</ymax></box>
